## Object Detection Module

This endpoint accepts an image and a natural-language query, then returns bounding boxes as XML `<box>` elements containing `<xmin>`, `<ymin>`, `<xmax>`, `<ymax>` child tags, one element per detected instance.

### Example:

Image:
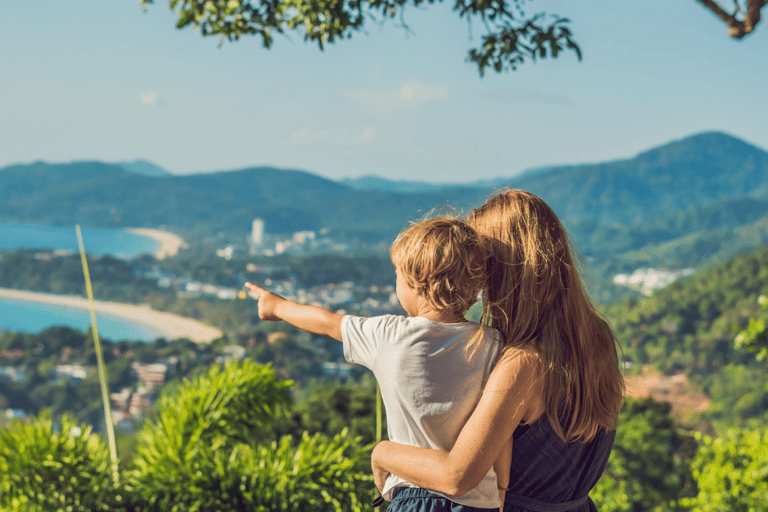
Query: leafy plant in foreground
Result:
<box><xmin>0</xmin><ymin>411</ymin><xmax>124</xmax><ymax>512</ymax></box>
<box><xmin>125</xmin><ymin>358</ymin><xmax>373</xmax><ymax>511</ymax></box>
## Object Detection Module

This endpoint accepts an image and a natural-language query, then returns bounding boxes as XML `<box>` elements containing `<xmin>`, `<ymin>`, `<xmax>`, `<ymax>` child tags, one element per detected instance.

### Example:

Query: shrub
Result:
<box><xmin>684</xmin><ymin>428</ymin><xmax>768</xmax><ymax>512</ymax></box>
<box><xmin>125</xmin><ymin>359</ymin><xmax>373</xmax><ymax>511</ymax></box>
<box><xmin>0</xmin><ymin>411</ymin><xmax>124</xmax><ymax>512</ymax></box>
<box><xmin>591</xmin><ymin>398</ymin><xmax>695</xmax><ymax>512</ymax></box>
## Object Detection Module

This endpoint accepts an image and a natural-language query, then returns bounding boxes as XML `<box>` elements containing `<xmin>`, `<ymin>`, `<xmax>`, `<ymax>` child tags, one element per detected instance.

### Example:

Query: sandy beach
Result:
<box><xmin>0</xmin><ymin>288</ymin><xmax>222</xmax><ymax>343</ymax></box>
<box><xmin>124</xmin><ymin>228</ymin><xmax>187</xmax><ymax>260</ymax></box>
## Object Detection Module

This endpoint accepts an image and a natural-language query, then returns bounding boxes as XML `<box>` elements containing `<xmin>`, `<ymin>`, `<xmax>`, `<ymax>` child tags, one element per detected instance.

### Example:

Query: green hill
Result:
<box><xmin>0</xmin><ymin>163</ymin><xmax>490</xmax><ymax>241</ymax></box>
<box><xmin>603</xmin><ymin>247</ymin><xmax>768</xmax><ymax>426</ymax></box>
<box><xmin>3</xmin><ymin>131</ymin><xmax>767</xmax><ymax>242</ymax></box>
<box><xmin>503</xmin><ymin>131</ymin><xmax>768</xmax><ymax>227</ymax></box>
<box><xmin>575</xmin><ymin>195</ymin><xmax>768</xmax><ymax>302</ymax></box>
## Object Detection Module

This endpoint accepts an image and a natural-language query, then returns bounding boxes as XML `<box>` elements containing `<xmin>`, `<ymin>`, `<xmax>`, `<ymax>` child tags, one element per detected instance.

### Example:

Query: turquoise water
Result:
<box><xmin>0</xmin><ymin>222</ymin><xmax>164</xmax><ymax>340</ymax></box>
<box><xmin>0</xmin><ymin>222</ymin><xmax>160</xmax><ymax>258</ymax></box>
<box><xmin>0</xmin><ymin>298</ymin><xmax>163</xmax><ymax>341</ymax></box>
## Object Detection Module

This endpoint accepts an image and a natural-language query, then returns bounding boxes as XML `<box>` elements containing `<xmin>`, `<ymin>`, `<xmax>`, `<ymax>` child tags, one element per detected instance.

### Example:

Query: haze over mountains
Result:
<box><xmin>2</xmin><ymin>131</ymin><xmax>768</xmax><ymax>293</ymax></box>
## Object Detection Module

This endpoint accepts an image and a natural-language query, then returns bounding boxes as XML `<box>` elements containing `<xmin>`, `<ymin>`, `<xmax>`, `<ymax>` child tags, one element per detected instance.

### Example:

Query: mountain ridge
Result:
<box><xmin>1</xmin><ymin>131</ymin><xmax>767</xmax><ymax>245</ymax></box>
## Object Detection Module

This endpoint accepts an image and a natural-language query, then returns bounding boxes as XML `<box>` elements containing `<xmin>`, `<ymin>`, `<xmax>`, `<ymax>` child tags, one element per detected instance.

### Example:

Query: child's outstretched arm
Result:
<box><xmin>245</xmin><ymin>282</ymin><xmax>343</xmax><ymax>341</ymax></box>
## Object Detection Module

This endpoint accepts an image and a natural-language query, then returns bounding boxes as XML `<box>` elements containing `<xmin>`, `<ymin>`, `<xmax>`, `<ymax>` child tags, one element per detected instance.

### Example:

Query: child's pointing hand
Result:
<box><xmin>245</xmin><ymin>282</ymin><xmax>285</xmax><ymax>321</ymax></box>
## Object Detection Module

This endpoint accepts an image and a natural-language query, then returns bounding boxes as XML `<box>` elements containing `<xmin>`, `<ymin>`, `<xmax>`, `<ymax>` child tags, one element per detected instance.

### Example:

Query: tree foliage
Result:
<box><xmin>734</xmin><ymin>294</ymin><xmax>768</xmax><ymax>363</ymax></box>
<box><xmin>591</xmin><ymin>398</ymin><xmax>696</xmax><ymax>512</ymax></box>
<box><xmin>606</xmin><ymin>248</ymin><xmax>768</xmax><ymax>375</ymax></box>
<box><xmin>140</xmin><ymin>0</ymin><xmax>581</xmax><ymax>75</ymax></box>
<box><xmin>277</xmin><ymin>376</ymin><xmax>383</xmax><ymax>445</ymax></box>
<box><xmin>137</xmin><ymin>0</ymin><xmax>768</xmax><ymax>75</ymax></box>
<box><xmin>683</xmin><ymin>428</ymin><xmax>768</xmax><ymax>512</ymax></box>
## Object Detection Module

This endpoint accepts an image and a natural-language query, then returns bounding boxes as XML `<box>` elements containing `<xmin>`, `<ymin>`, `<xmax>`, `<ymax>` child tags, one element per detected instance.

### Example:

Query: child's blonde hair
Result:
<box><xmin>390</xmin><ymin>217</ymin><xmax>487</xmax><ymax>317</ymax></box>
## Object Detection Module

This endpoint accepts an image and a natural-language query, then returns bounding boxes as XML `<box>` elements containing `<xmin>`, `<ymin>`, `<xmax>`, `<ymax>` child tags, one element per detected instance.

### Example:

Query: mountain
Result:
<box><xmin>340</xmin><ymin>176</ymin><xmax>457</xmax><ymax>193</ymax></box>
<box><xmin>117</xmin><ymin>160</ymin><xmax>172</xmax><ymax>177</ymax></box>
<box><xmin>342</xmin><ymin>131</ymin><xmax>768</xmax><ymax>229</ymax></box>
<box><xmin>508</xmin><ymin>132</ymin><xmax>768</xmax><ymax>228</ymax></box>
<box><xmin>0</xmin><ymin>163</ymin><xmax>489</xmax><ymax>241</ymax></box>
<box><xmin>1</xmin><ymin>131</ymin><xmax>767</xmax><ymax>249</ymax></box>
<box><xmin>340</xmin><ymin>169</ymin><xmax>555</xmax><ymax>194</ymax></box>
<box><xmin>603</xmin><ymin>246</ymin><xmax>768</xmax><ymax>424</ymax></box>
<box><xmin>576</xmin><ymin>196</ymin><xmax>768</xmax><ymax>260</ymax></box>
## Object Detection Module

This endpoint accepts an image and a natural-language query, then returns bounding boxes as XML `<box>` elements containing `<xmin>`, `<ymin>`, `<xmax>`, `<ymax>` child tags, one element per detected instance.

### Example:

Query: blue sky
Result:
<box><xmin>2</xmin><ymin>1</ymin><xmax>766</xmax><ymax>183</ymax></box>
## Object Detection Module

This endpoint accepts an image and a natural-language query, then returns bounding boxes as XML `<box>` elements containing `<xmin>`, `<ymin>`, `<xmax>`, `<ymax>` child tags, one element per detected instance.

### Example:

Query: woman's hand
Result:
<box><xmin>245</xmin><ymin>282</ymin><xmax>286</xmax><ymax>321</ymax></box>
<box><xmin>368</xmin><ymin>349</ymin><xmax>542</xmax><ymax>497</ymax></box>
<box><xmin>371</xmin><ymin>447</ymin><xmax>391</xmax><ymax>494</ymax></box>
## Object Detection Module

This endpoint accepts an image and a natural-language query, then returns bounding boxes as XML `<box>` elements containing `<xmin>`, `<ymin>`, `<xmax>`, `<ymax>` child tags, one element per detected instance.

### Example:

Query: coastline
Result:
<box><xmin>0</xmin><ymin>288</ymin><xmax>222</xmax><ymax>343</ymax></box>
<box><xmin>124</xmin><ymin>228</ymin><xmax>187</xmax><ymax>260</ymax></box>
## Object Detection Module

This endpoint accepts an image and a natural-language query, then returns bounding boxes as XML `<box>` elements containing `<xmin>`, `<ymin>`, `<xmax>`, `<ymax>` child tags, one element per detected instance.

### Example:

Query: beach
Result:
<box><xmin>124</xmin><ymin>228</ymin><xmax>187</xmax><ymax>260</ymax></box>
<box><xmin>0</xmin><ymin>288</ymin><xmax>222</xmax><ymax>343</ymax></box>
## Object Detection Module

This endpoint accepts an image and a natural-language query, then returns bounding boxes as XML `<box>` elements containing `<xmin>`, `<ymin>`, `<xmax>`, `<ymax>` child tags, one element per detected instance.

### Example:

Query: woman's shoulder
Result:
<box><xmin>486</xmin><ymin>346</ymin><xmax>542</xmax><ymax>391</ymax></box>
<box><xmin>496</xmin><ymin>346</ymin><xmax>542</xmax><ymax>371</ymax></box>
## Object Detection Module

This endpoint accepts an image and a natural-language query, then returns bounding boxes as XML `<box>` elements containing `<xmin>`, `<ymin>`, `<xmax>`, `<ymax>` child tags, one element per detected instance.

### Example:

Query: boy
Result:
<box><xmin>245</xmin><ymin>217</ymin><xmax>504</xmax><ymax>510</ymax></box>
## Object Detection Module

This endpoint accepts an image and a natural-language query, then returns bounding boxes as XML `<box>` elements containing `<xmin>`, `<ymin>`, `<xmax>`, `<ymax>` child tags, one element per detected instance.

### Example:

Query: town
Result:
<box><xmin>0</xmin><ymin>220</ymin><xmax>402</xmax><ymax>430</ymax></box>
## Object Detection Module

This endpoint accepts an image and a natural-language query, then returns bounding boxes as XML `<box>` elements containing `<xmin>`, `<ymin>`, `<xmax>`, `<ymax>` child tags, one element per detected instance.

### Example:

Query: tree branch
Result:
<box><xmin>745</xmin><ymin>0</ymin><xmax>767</xmax><ymax>32</ymax></box>
<box><xmin>695</xmin><ymin>0</ymin><xmax>766</xmax><ymax>38</ymax></box>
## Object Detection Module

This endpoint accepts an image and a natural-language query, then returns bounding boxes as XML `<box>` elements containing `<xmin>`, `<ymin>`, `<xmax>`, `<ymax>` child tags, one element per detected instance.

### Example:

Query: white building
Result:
<box><xmin>250</xmin><ymin>218</ymin><xmax>265</xmax><ymax>255</ymax></box>
<box><xmin>612</xmin><ymin>267</ymin><xmax>695</xmax><ymax>296</ymax></box>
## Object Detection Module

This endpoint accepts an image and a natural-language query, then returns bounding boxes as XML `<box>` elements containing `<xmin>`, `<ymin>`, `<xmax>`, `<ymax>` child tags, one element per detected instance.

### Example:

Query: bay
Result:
<box><xmin>0</xmin><ymin>222</ymin><xmax>162</xmax><ymax>340</ymax></box>
<box><xmin>0</xmin><ymin>222</ymin><xmax>159</xmax><ymax>258</ymax></box>
<box><xmin>0</xmin><ymin>297</ymin><xmax>163</xmax><ymax>342</ymax></box>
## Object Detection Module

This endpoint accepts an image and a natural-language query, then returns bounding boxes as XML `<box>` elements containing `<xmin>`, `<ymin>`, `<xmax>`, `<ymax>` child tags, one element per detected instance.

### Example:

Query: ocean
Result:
<box><xmin>0</xmin><ymin>222</ymin><xmax>160</xmax><ymax>258</ymax></box>
<box><xmin>0</xmin><ymin>222</ymin><xmax>163</xmax><ymax>341</ymax></box>
<box><xmin>0</xmin><ymin>297</ymin><xmax>164</xmax><ymax>341</ymax></box>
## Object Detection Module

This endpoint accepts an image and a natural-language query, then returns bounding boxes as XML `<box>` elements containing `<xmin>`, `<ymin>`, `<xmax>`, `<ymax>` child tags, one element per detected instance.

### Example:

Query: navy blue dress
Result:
<box><xmin>503</xmin><ymin>417</ymin><xmax>615</xmax><ymax>512</ymax></box>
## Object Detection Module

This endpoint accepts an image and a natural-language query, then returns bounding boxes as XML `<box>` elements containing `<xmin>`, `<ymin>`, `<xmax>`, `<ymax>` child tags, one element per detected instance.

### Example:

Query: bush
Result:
<box><xmin>0</xmin><ymin>411</ymin><xmax>124</xmax><ymax>512</ymax></box>
<box><xmin>126</xmin><ymin>430</ymin><xmax>371</xmax><ymax>512</ymax></box>
<box><xmin>684</xmin><ymin>428</ymin><xmax>768</xmax><ymax>512</ymax></box>
<box><xmin>591</xmin><ymin>398</ymin><xmax>695</xmax><ymax>512</ymax></box>
<box><xmin>1</xmin><ymin>360</ymin><xmax>375</xmax><ymax>511</ymax></box>
<box><xmin>125</xmin><ymin>359</ymin><xmax>373</xmax><ymax>511</ymax></box>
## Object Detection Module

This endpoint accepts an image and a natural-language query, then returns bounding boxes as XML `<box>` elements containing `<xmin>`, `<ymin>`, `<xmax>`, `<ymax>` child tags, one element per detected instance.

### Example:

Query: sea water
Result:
<box><xmin>0</xmin><ymin>222</ymin><xmax>164</xmax><ymax>340</ymax></box>
<box><xmin>0</xmin><ymin>222</ymin><xmax>160</xmax><ymax>258</ymax></box>
<box><xmin>0</xmin><ymin>298</ymin><xmax>163</xmax><ymax>341</ymax></box>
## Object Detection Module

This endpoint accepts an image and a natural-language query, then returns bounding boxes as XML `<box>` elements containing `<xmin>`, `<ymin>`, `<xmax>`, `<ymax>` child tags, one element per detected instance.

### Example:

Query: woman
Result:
<box><xmin>371</xmin><ymin>190</ymin><xmax>625</xmax><ymax>511</ymax></box>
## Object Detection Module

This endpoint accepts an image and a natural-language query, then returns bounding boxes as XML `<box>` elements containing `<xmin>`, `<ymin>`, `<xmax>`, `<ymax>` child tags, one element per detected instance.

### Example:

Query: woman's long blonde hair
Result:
<box><xmin>470</xmin><ymin>189</ymin><xmax>624</xmax><ymax>442</ymax></box>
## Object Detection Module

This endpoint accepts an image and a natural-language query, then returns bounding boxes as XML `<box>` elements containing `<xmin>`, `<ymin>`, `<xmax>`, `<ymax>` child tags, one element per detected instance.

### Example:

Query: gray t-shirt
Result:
<box><xmin>341</xmin><ymin>314</ymin><xmax>502</xmax><ymax>508</ymax></box>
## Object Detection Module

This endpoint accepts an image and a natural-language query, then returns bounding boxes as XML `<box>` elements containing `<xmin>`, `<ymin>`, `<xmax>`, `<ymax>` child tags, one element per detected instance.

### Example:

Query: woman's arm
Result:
<box><xmin>494</xmin><ymin>439</ymin><xmax>513</xmax><ymax>511</ymax></box>
<box><xmin>245</xmin><ymin>282</ymin><xmax>344</xmax><ymax>341</ymax></box>
<box><xmin>371</xmin><ymin>350</ymin><xmax>541</xmax><ymax>497</ymax></box>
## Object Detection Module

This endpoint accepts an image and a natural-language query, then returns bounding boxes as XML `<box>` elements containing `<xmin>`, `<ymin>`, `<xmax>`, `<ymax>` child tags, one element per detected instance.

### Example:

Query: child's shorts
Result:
<box><xmin>387</xmin><ymin>487</ymin><xmax>498</xmax><ymax>512</ymax></box>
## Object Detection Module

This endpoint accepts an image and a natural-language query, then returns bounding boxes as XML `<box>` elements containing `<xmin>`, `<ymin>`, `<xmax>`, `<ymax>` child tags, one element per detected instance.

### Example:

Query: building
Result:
<box><xmin>131</xmin><ymin>362</ymin><xmax>168</xmax><ymax>388</ymax></box>
<box><xmin>250</xmin><ymin>218</ymin><xmax>264</xmax><ymax>255</ymax></box>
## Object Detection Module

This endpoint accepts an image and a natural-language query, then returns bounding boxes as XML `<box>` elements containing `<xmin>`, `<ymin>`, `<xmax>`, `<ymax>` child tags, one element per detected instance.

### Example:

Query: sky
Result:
<box><xmin>2</xmin><ymin>1</ymin><xmax>766</xmax><ymax>183</ymax></box>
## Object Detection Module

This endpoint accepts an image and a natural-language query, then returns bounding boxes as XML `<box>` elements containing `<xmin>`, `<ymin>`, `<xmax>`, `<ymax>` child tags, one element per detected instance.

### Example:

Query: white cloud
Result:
<box><xmin>267</xmin><ymin>126</ymin><xmax>379</xmax><ymax>148</ymax></box>
<box><xmin>348</xmin><ymin>80</ymin><xmax>449</xmax><ymax>114</ymax></box>
<box><xmin>140</xmin><ymin>91</ymin><xmax>160</xmax><ymax>106</ymax></box>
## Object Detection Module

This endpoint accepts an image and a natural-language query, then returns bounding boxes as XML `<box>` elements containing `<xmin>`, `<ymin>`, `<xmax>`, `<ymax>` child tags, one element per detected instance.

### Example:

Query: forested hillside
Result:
<box><xmin>604</xmin><ymin>247</ymin><xmax>768</xmax><ymax>428</ymax></box>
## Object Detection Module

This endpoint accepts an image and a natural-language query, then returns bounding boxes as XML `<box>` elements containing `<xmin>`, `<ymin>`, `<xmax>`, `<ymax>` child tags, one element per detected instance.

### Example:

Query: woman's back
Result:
<box><xmin>503</xmin><ymin>417</ymin><xmax>615</xmax><ymax>511</ymax></box>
